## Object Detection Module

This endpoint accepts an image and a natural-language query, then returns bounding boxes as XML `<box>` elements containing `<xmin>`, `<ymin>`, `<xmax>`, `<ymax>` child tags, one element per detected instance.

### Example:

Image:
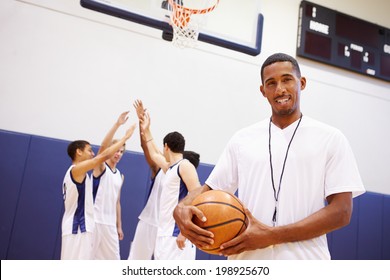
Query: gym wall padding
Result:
<box><xmin>383</xmin><ymin>196</ymin><xmax>390</xmax><ymax>260</ymax></box>
<box><xmin>0</xmin><ymin>129</ymin><xmax>389</xmax><ymax>260</ymax></box>
<box><xmin>357</xmin><ymin>193</ymin><xmax>386</xmax><ymax>259</ymax></box>
<box><xmin>326</xmin><ymin>197</ymin><xmax>360</xmax><ymax>259</ymax></box>
<box><xmin>0</xmin><ymin>131</ymin><xmax>31</xmax><ymax>260</ymax></box>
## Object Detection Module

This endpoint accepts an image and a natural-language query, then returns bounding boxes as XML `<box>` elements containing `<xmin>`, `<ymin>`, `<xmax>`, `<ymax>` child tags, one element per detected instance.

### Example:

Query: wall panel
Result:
<box><xmin>7</xmin><ymin>136</ymin><xmax>69</xmax><ymax>259</ymax></box>
<box><xmin>0</xmin><ymin>130</ymin><xmax>31</xmax><ymax>259</ymax></box>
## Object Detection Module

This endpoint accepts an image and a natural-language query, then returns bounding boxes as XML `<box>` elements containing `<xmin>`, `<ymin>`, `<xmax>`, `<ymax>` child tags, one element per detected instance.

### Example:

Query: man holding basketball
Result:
<box><xmin>173</xmin><ymin>53</ymin><xmax>365</xmax><ymax>260</ymax></box>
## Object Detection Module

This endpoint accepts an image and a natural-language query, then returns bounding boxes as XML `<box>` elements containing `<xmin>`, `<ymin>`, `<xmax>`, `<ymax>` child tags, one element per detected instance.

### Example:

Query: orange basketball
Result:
<box><xmin>191</xmin><ymin>190</ymin><xmax>247</xmax><ymax>255</ymax></box>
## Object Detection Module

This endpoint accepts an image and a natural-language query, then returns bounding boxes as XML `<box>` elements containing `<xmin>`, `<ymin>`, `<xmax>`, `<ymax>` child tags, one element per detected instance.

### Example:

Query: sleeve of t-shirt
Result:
<box><xmin>324</xmin><ymin>129</ymin><xmax>365</xmax><ymax>198</ymax></box>
<box><xmin>206</xmin><ymin>137</ymin><xmax>239</xmax><ymax>195</ymax></box>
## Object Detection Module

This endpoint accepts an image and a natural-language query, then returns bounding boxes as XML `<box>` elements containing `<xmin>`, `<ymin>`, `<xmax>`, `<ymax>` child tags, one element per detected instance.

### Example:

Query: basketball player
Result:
<box><xmin>61</xmin><ymin>119</ymin><xmax>136</xmax><ymax>260</ymax></box>
<box><xmin>128</xmin><ymin>100</ymin><xmax>163</xmax><ymax>260</ymax></box>
<box><xmin>173</xmin><ymin>53</ymin><xmax>365</xmax><ymax>260</ymax></box>
<box><xmin>128</xmin><ymin>100</ymin><xmax>200</xmax><ymax>259</ymax></box>
<box><xmin>92</xmin><ymin>111</ymin><xmax>130</xmax><ymax>259</ymax></box>
<box><xmin>139</xmin><ymin>111</ymin><xmax>201</xmax><ymax>260</ymax></box>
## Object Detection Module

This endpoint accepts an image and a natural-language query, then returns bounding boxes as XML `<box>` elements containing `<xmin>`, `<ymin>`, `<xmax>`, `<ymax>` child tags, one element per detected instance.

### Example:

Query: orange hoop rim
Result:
<box><xmin>168</xmin><ymin>0</ymin><xmax>220</xmax><ymax>15</ymax></box>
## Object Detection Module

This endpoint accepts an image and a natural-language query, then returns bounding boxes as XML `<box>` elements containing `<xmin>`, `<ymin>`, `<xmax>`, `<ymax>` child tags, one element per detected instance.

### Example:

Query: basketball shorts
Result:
<box><xmin>128</xmin><ymin>219</ymin><xmax>158</xmax><ymax>260</ymax></box>
<box><xmin>93</xmin><ymin>223</ymin><xmax>120</xmax><ymax>260</ymax></box>
<box><xmin>61</xmin><ymin>231</ymin><xmax>94</xmax><ymax>260</ymax></box>
<box><xmin>154</xmin><ymin>236</ymin><xmax>196</xmax><ymax>260</ymax></box>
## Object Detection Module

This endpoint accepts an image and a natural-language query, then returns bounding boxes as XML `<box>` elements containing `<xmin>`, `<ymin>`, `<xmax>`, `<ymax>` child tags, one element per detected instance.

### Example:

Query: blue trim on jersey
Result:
<box><xmin>144</xmin><ymin>168</ymin><xmax>161</xmax><ymax>205</ymax></box>
<box><xmin>169</xmin><ymin>160</ymin><xmax>182</xmax><ymax>170</ymax></box>
<box><xmin>69</xmin><ymin>171</ymin><xmax>87</xmax><ymax>234</ymax></box>
<box><xmin>105</xmin><ymin>162</ymin><xmax>118</xmax><ymax>174</ymax></box>
<box><xmin>172</xmin><ymin>163</ymin><xmax>188</xmax><ymax>237</ymax></box>
<box><xmin>92</xmin><ymin>168</ymin><xmax>106</xmax><ymax>203</ymax></box>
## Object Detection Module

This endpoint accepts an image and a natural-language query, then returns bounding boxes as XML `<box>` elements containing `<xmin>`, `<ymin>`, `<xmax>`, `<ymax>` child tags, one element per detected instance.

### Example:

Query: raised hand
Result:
<box><xmin>139</xmin><ymin>111</ymin><xmax>151</xmax><ymax>133</ymax></box>
<box><xmin>117</xmin><ymin>111</ymin><xmax>129</xmax><ymax>126</ymax></box>
<box><xmin>133</xmin><ymin>99</ymin><xmax>146</xmax><ymax>120</ymax></box>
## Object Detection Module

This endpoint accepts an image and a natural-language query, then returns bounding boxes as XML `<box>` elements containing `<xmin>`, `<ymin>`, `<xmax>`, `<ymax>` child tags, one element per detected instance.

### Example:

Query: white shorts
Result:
<box><xmin>128</xmin><ymin>219</ymin><xmax>158</xmax><ymax>260</ymax></box>
<box><xmin>93</xmin><ymin>223</ymin><xmax>120</xmax><ymax>260</ymax></box>
<box><xmin>61</xmin><ymin>231</ymin><xmax>94</xmax><ymax>260</ymax></box>
<box><xmin>154</xmin><ymin>236</ymin><xmax>196</xmax><ymax>260</ymax></box>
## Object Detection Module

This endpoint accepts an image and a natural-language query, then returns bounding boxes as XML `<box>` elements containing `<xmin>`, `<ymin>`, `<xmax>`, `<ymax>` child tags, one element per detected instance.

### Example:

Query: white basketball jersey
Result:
<box><xmin>62</xmin><ymin>165</ymin><xmax>95</xmax><ymax>236</ymax></box>
<box><xmin>157</xmin><ymin>160</ymin><xmax>189</xmax><ymax>237</ymax></box>
<box><xmin>93</xmin><ymin>163</ymin><xmax>123</xmax><ymax>226</ymax></box>
<box><xmin>138</xmin><ymin>169</ymin><xmax>165</xmax><ymax>227</ymax></box>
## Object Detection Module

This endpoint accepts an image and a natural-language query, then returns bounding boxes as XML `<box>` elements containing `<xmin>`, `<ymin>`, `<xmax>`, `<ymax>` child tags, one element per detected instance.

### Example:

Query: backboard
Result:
<box><xmin>80</xmin><ymin>0</ymin><xmax>263</xmax><ymax>56</ymax></box>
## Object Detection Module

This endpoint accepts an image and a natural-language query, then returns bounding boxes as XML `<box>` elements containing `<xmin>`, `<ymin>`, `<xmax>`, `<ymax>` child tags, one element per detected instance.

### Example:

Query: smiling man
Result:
<box><xmin>173</xmin><ymin>52</ymin><xmax>365</xmax><ymax>260</ymax></box>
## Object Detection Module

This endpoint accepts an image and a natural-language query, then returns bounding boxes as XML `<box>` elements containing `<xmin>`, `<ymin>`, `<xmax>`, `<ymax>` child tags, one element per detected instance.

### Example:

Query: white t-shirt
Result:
<box><xmin>206</xmin><ymin>116</ymin><xmax>365</xmax><ymax>260</ymax></box>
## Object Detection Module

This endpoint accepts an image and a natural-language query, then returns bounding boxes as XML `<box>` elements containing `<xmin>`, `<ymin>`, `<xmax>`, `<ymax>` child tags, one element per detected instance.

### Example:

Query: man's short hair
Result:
<box><xmin>163</xmin><ymin>131</ymin><xmax>185</xmax><ymax>153</ymax></box>
<box><xmin>183</xmin><ymin>151</ymin><xmax>200</xmax><ymax>168</ymax></box>
<box><xmin>67</xmin><ymin>140</ymin><xmax>90</xmax><ymax>160</ymax></box>
<box><xmin>261</xmin><ymin>53</ymin><xmax>302</xmax><ymax>84</ymax></box>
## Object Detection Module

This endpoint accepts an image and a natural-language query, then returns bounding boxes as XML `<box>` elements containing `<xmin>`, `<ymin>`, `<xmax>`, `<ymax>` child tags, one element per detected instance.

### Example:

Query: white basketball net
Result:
<box><xmin>167</xmin><ymin>0</ymin><xmax>220</xmax><ymax>48</ymax></box>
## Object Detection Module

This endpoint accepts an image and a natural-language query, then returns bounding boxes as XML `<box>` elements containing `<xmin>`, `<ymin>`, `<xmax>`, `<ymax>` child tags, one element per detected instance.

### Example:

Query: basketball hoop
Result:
<box><xmin>167</xmin><ymin>0</ymin><xmax>220</xmax><ymax>48</ymax></box>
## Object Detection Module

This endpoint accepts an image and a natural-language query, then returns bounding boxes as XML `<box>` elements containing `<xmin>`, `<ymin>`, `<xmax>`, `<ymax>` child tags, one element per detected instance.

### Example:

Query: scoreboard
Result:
<box><xmin>296</xmin><ymin>1</ymin><xmax>390</xmax><ymax>82</ymax></box>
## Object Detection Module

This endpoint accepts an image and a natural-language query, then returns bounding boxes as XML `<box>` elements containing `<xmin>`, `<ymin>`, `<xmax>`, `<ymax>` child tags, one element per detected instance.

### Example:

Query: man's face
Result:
<box><xmin>260</xmin><ymin>61</ymin><xmax>305</xmax><ymax>117</ymax></box>
<box><xmin>109</xmin><ymin>146</ymin><xmax>125</xmax><ymax>164</ymax></box>
<box><xmin>80</xmin><ymin>144</ymin><xmax>94</xmax><ymax>161</ymax></box>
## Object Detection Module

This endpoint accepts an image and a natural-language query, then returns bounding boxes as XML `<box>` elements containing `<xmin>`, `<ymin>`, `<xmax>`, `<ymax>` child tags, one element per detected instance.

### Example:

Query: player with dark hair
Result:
<box><xmin>139</xmin><ymin>111</ymin><xmax>201</xmax><ymax>260</ymax></box>
<box><xmin>128</xmin><ymin>100</ymin><xmax>201</xmax><ymax>260</ymax></box>
<box><xmin>183</xmin><ymin>151</ymin><xmax>200</xmax><ymax>169</ymax></box>
<box><xmin>61</xmin><ymin>116</ymin><xmax>136</xmax><ymax>260</ymax></box>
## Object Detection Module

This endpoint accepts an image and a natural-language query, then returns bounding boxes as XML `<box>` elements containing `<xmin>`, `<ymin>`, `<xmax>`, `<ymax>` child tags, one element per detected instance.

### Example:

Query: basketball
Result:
<box><xmin>191</xmin><ymin>190</ymin><xmax>247</xmax><ymax>255</ymax></box>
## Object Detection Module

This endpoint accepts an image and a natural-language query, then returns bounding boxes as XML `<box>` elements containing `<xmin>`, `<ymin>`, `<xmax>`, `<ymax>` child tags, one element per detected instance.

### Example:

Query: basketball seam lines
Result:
<box><xmin>201</xmin><ymin>218</ymin><xmax>245</xmax><ymax>230</ymax></box>
<box><xmin>199</xmin><ymin>217</ymin><xmax>247</xmax><ymax>252</ymax></box>
<box><xmin>194</xmin><ymin>201</ymin><xmax>245</xmax><ymax>215</ymax></box>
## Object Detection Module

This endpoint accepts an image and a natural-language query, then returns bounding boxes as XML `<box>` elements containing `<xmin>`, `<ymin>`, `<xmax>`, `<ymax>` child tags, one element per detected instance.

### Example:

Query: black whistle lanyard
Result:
<box><xmin>268</xmin><ymin>114</ymin><xmax>303</xmax><ymax>227</ymax></box>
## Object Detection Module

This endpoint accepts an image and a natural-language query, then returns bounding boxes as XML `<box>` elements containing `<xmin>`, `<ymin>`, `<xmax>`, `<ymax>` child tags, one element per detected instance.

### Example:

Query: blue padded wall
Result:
<box><xmin>357</xmin><ymin>192</ymin><xmax>384</xmax><ymax>259</ymax></box>
<box><xmin>0</xmin><ymin>131</ymin><xmax>31</xmax><ymax>259</ymax></box>
<box><xmin>0</xmin><ymin>129</ymin><xmax>389</xmax><ymax>260</ymax></box>
<box><xmin>7</xmin><ymin>136</ymin><xmax>70</xmax><ymax>259</ymax></box>
<box><xmin>383</xmin><ymin>195</ymin><xmax>390</xmax><ymax>259</ymax></box>
<box><xmin>327</xmin><ymin>197</ymin><xmax>360</xmax><ymax>259</ymax></box>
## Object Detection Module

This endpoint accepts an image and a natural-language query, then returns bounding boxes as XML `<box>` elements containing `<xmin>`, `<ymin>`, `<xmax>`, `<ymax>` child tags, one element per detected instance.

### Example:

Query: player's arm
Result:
<box><xmin>218</xmin><ymin>192</ymin><xmax>352</xmax><ymax>256</ymax></box>
<box><xmin>139</xmin><ymin>111</ymin><xmax>169</xmax><ymax>172</ymax></box>
<box><xmin>98</xmin><ymin>111</ymin><xmax>129</xmax><ymax>154</ymax></box>
<box><xmin>175</xmin><ymin>160</ymin><xmax>204</xmax><ymax>249</ymax></box>
<box><xmin>72</xmin><ymin>124</ymin><xmax>136</xmax><ymax>183</ymax></box>
<box><xmin>179</xmin><ymin>160</ymin><xmax>201</xmax><ymax>192</ymax></box>
<box><xmin>145</xmin><ymin>140</ymin><xmax>169</xmax><ymax>173</ymax></box>
<box><xmin>275</xmin><ymin>192</ymin><xmax>352</xmax><ymax>240</ymax></box>
<box><xmin>173</xmin><ymin>184</ymin><xmax>214</xmax><ymax>248</ymax></box>
<box><xmin>94</xmin><ymin>111</ymin><xmax>129</xmax><ymax>176</ymax></box>
<box><xmin>133</xmin><ymin>100</ymin><xmax>160</xmax><ymax>177</ymax></box>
